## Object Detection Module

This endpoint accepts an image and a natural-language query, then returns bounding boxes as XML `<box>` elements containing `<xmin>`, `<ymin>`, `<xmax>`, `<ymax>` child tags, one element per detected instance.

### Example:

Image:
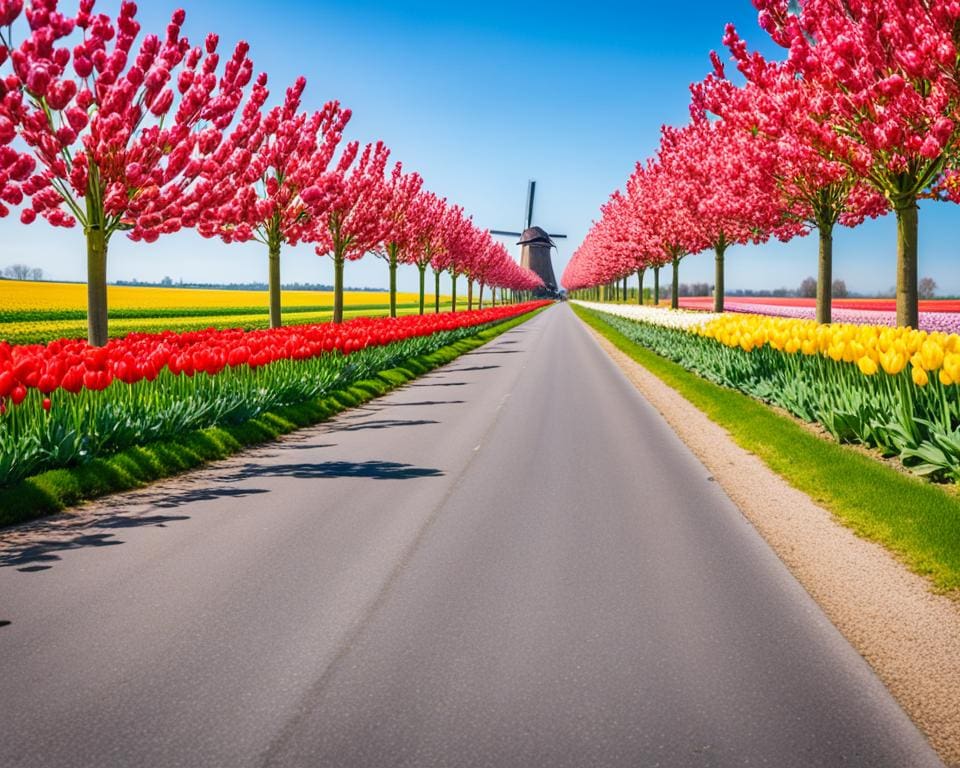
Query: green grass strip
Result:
<box><xmin>572</xmin><ymin>303</ymin><xmax>960</xmax><ymax>593</ymax></box>
<box><xmin>0</xmin><ymin>308</ymin><xmax>544</xmax><ymax>528</ymax></box>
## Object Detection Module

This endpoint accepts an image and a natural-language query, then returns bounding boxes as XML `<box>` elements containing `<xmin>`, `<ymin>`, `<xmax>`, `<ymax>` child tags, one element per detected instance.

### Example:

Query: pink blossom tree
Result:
<box><xmin>400</xmin><ymin>190</ymin><xmax>445</xmax><ymax>314</ymax></box>
<box><xmin>306</xmin><ymin>140</ymin><xmax>390</xmax><ymax>324</ymax></box>
<box><xmin>195</xmin><ymin>77</ymin><xmax>351</xmax><ymax>328</ymax></box>
<box><xmin>375</xmin><ymin>162</ymin><xmax>422</xmax><ymax>317</ymax></box>
<box><xmin>692</xmin><ymin>33</ymin><xmax>887</xmax><ymax>323</ymax></box>
<box><xmin>1</xmin><ymin>0</ymin><xmax>257</xmax><ymax>345</ymax></box>
<box><xmin>726</xmin><ymin>0</ymin><xmax>960</xmax><ymax>326</ymax></box>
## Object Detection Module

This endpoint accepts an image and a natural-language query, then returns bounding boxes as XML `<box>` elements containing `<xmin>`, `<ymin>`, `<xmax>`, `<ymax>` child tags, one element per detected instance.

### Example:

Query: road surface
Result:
<box><xmin>0</xmin><ymin>304</ymin><xmax>943</xmax><ymax>767</ymax></box>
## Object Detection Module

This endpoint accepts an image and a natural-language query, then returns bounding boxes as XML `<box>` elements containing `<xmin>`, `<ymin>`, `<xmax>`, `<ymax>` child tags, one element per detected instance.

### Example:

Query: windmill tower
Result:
<box><xmin>491</xmin><ymin>180</ymin><xmax>565</xmax><ymax>295</ymax></box>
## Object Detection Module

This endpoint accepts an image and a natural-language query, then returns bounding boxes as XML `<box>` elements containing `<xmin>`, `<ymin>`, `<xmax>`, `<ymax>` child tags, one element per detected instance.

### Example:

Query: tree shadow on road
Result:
<box><xmin>0</xmin><ymin>486</ymin><xmax>274</xmax><ymax>573</ymax></box>
<box><xmin>388</xmin><ymin>400</ymin><xmax>466</xmax><ymax>406</ymax></box>
<box><xmin>224</xmin><ymin>461</ymin><xmax>444</xmax><ymax>482</ymax></box>
<box><xmin>0</xmin><ymin>515</ymin><xmax>189</xmax><ymax>572</ymax></box>
<box><xmin>408</xmin><ymin>381</ymin><xmax>467</xmax><ymax>387</ymax></box>
<box><xmin>333</xmin><ymin>419</ymin><xmax>438</xmax><ymax>432</ymax></box>
<box><xmin>447</xmin><ymin>365</ymin><xmax>500</xmax><ymax>372</ymax></box>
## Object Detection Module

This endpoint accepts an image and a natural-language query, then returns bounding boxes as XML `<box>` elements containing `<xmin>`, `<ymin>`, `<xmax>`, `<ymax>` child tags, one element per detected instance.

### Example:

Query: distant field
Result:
<box><xmin>672</xmin><ymin>295</ymin><xmax>960</xmax><ymax>333</ymax></box>
<box><xmin>677</xmin><ymin>296</ymin><xmax>960</xmax><ymax>313</ymax></box>
<box><xmin>0</xmin><ymin>281</ymin><xmax>453</xmax><ymax>344</ymax></box>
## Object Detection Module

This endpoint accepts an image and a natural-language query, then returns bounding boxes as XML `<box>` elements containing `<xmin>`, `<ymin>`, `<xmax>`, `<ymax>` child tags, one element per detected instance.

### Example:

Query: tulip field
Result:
<box><xmin>0</xmin><ymin>280</ymin><xmax>453</xmax><ymax>344</ymax></box>
<box><xmin>0</xmin><ymin>301</ymin><xmax>549</xmax><ymax>488</ymax></box>
<box><xmin>577</xmin><ymin>301</ymin><xmax>960</xmax><ymax>482</ymax></box>
<box><xmin>677</xmin><ymin>297</ymin><xmax>960</xmax><ymax>336</ymax></box>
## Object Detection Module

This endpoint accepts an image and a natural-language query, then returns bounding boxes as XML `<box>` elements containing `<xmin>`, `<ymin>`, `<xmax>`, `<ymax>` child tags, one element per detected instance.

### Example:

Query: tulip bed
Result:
<box><xmin>677</xmin><ymin>297</ymin><xmax>960</xmax><ymax>335</ymax></box>
<box><xmin>0</xmin><ymin>302</ymin><xmax>548</xmax><ymax>488</ymax></box>
<box><xmin>577</xmin><ymin>302</ymin><xmax>960</xmax><ymax>482</ymax></box>
<box><xmin>0</xmin><ymin>281</ymin><xmax>452</xmax><ymax>344</ymax></box>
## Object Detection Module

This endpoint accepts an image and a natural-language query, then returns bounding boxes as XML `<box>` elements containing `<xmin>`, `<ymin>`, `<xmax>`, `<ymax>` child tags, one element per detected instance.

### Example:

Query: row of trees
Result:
<box><xmin>563</xmin><ymin>0</ymin><xmax>958</xmax><ymax>327</ymax></box>
<box><xmin>2</xmin><ymin>263</ymin><xmax>43</xmax><ymax>280</ymax></box>
<box><xmin>0</xmin><ymin>1</ymin><xmax>542</xmax><ymax>345</ymax></box>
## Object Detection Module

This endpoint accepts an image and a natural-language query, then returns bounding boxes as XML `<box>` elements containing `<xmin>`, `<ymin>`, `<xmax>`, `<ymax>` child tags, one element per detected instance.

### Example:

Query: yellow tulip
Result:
<box><xmin>919</xmin><ymin>339</ymin><xmax>945</xmax><ymax>371</ymax></box>
<box><xmin>880</xmin><ymin>350</ymin><xmax>907</xmax><ymax>376</ymax></box>
<box><xmin>945</xmin><ymin>353</ymin><xmax>960</xmax><ymax>383</ymax></box>
<box><xmin>912</xmin><ymin>366</ymin><xmax>929</xmax><ymax>387</ymax></box>
<box><xmin>858</xmin><ymin>356</ymin><xmax>878</xmax><ymax>376</ymax></box>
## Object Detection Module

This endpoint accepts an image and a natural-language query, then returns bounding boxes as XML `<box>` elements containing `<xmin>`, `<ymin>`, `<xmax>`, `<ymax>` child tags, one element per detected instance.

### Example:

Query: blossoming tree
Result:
<box><xmin>2</xmin><ymin>0</ymin><xmax>257</xmax><ymax>345</ymax></box>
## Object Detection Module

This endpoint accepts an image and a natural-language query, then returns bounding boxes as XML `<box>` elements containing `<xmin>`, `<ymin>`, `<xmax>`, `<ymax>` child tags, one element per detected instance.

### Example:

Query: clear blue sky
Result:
<box><xmin>2</xmin><ymin>0</ymin><xmax>957</xmax><ymax>295</ymax></box>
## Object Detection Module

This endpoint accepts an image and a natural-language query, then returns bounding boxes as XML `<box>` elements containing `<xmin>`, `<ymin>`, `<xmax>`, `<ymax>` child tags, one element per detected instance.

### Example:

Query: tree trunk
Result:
<box><xmin>467</xmin><ymin>279</ymin><xmax>473</xmax><ymax>311</ymax></box>
<box><xmin>622</xmin><ymin>275</ymin><xmax>627</xmax><ymax>302</ymax></box>
<box><xmin>895</xmin><ymin>203</ymin><xmax>919</xmax><ymax>328</ymax></box>
<box><xmin>388</xmin><ymin>246</ymin><xmax>398</xmax><ymax>318</ymax></box>
<box><xmin>434</xmin><ymin>270</ymin><xmax>441</xmax><ymax>313</ymax></box>
<box><xmin>816</xmin><ymin>223</ymin><xmax>833</xmax><ymax>325</ymax></box>
<box><xmin>713</xmin><ymin>242</ymin><xmax>727</xmax><ymax>313</ymax></box>
<box><xmin>418</xmin><ymin>264</ymin><xmax>426</xmax><ymax>315</ymax></box>
<box><xmin>671</xmin><ymin>255</ymin><xmax>680</xmax><ymax>310</ymax></box>
<box><xmin>451</xmin><ymin>271</ymin><xmax>458</xmax><ymax>312</ymax></box>
<box><xmin>478</xmin><ymin>282</ymin><xmax>485</xmax><ymax>309</ymax></box>
<box><xmin>333</xmin><ymin>253</ymin><xmax>345</xmax><ymax>324</ymax></box>
<box><xmin>86</xmin><ymin>225</ymin><xmax>109</xmax><ymax>347</ymax></box>
<box><xmin>268</xmin><ymin>235</ymin><xmax>282</xmax><ymax>329</ymax></box>
<box><xmin>637</xmin><ymin>269</ymin><xmax>645</xmax><ymax>305</ymax></box>
<box><xmin>653</xmin><ymin>266</ymin><xmax>660</xmax><ymax>306</ymax></box>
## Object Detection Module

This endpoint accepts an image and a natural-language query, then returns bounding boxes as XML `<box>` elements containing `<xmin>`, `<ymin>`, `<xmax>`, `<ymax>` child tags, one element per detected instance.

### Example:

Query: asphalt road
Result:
<box><xmin>0</xmin><ymin>304</ymin><xmax>943</xmax><ymax>767</ymax></box>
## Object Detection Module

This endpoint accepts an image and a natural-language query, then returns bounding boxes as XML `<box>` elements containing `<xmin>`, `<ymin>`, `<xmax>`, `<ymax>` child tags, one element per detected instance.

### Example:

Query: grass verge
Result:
<box><xmin>0</xmin><ymin>307</ymin><xmax>545</xmax><ymax>528</ymax></box>
<box><xmin>573</xmin><ymin>303</ymin><xmax>960</xmax><ymax>593</ymax></box>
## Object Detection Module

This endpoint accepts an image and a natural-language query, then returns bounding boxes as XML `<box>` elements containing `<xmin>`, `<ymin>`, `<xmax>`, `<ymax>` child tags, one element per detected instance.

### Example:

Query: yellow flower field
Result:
<box><xmin>696</xmin><ymin>313</ymin><xmax>960</xmax><ymax>386</ymax></box>
<box><xmin>0</xmin><ymin>280</ymin><xmax>424</xmax><ymax>312</ymax></box>
<box><xmin>0</xmin><ymin>280</ymin><xmax>453</xmax><ymax>344</ymax></box>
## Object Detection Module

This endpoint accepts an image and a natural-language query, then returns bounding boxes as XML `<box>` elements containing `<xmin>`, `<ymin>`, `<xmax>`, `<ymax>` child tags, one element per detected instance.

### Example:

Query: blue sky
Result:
<box><xmin>2</xmin><ymin>0</ymin><xmax>957</xmax><ymax>295</ymax></box>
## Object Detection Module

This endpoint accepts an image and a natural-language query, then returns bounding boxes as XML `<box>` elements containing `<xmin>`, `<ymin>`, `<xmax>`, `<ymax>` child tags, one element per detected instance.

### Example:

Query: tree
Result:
<box><xmin>919</xmin><ymin>277</ymin><xmax>937</xmax><ymax>300</ymax></box>
<box><xmin>29</xmin><ymin>267</ymin><xmax>42</xmax><ymax>280</ymax></box>
<box><xmin>799</xmin><ymin>277</ymin><xmax>817</xmax><ymax>298</ymax></box>
<box><xmin>197</xmin><ymin>78</ymin><xmax>351</xmax><ymax>328</ymax></box>
<box><xmin>400</xmin><ymin>191</ymin><xmax>446</xmax><ymax>314</ymax></box>
<box><xmin>693</xmin><ymin>45</ymin><xmax>887</xmax><ymax>323</ymax></box>
<box><xmin>307</xmin><ymin>141</ymin><xmax>391</xmax><ymax>324</ymax></box>
<box><xmin>375</xmin><ymin>163</ymin><xmax>422</xmax><ymax>318</ymax></box>
<box><xmin>4</xmin><ymin>263</ymin><xmax>30</xmax><ymax>279</ymax></box>
<box><xmin>732</xmin><ymin>0</ymin><xmax>960</xmax><ymax>326</ymax></box>
<box><xmin>1</xmin><ymin>1</ymin><xmax>258</xmax><ymax>345</ymax></box>
<box><xmin>831</xmin><ymin>279</ymin><xmax>848</xmax><ymax>299</ymax></box>
<box><xmin>642</xmin><ymin>118</ymin><xmax>787</xmax><ymax>312</ymax></box>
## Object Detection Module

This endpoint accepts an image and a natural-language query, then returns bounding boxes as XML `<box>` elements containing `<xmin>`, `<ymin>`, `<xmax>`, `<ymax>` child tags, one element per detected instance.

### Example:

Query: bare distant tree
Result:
<box><xmin>918</xmin><ymin>276</ymin><xmax>937</xmax><ymax>300</ymax></box>
<box><xmin>4</xmin><ymin>264</ymin><xmax>32</xmax><ymax>280</ymax></box>
<box><xmin>29</xmin><ymin>267</ymin><xmax>43</xmax><ymax>281</ymax></box>
<box><xmin>799</xmin><ymin>276</ymin><xmax>817</xmax><ymax>298</ymax></box>
<box><xmin>691</xmin><ymin>282</ymin><xmax>711</xmax><ymax>296</ymax></box>
<box><xmin>832</xmin><ymin>279</ymin><xmax>849</xmax><ymax>299</ymax></box>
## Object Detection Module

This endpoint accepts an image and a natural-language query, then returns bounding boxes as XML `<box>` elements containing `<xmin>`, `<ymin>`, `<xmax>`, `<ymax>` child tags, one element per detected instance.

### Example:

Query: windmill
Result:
<box><xmin>491</xmin><ymin>180</ymin><xmax>565</xmax><ymax>293</ymax></box>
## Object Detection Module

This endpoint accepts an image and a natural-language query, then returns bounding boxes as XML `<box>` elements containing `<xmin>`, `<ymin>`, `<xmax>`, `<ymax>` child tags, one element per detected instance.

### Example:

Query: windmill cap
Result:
<box><xmin>517</xmin><ymin>226</ymin><xmax>555</xmax><ymax>247</ymax></box>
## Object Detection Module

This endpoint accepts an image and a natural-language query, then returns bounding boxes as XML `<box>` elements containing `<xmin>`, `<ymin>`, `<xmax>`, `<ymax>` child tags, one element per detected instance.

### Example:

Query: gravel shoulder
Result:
<box><xmin>583</xmin><ymin>320</ymin><xmax>960</xmax><ymax>767</ymax></box>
